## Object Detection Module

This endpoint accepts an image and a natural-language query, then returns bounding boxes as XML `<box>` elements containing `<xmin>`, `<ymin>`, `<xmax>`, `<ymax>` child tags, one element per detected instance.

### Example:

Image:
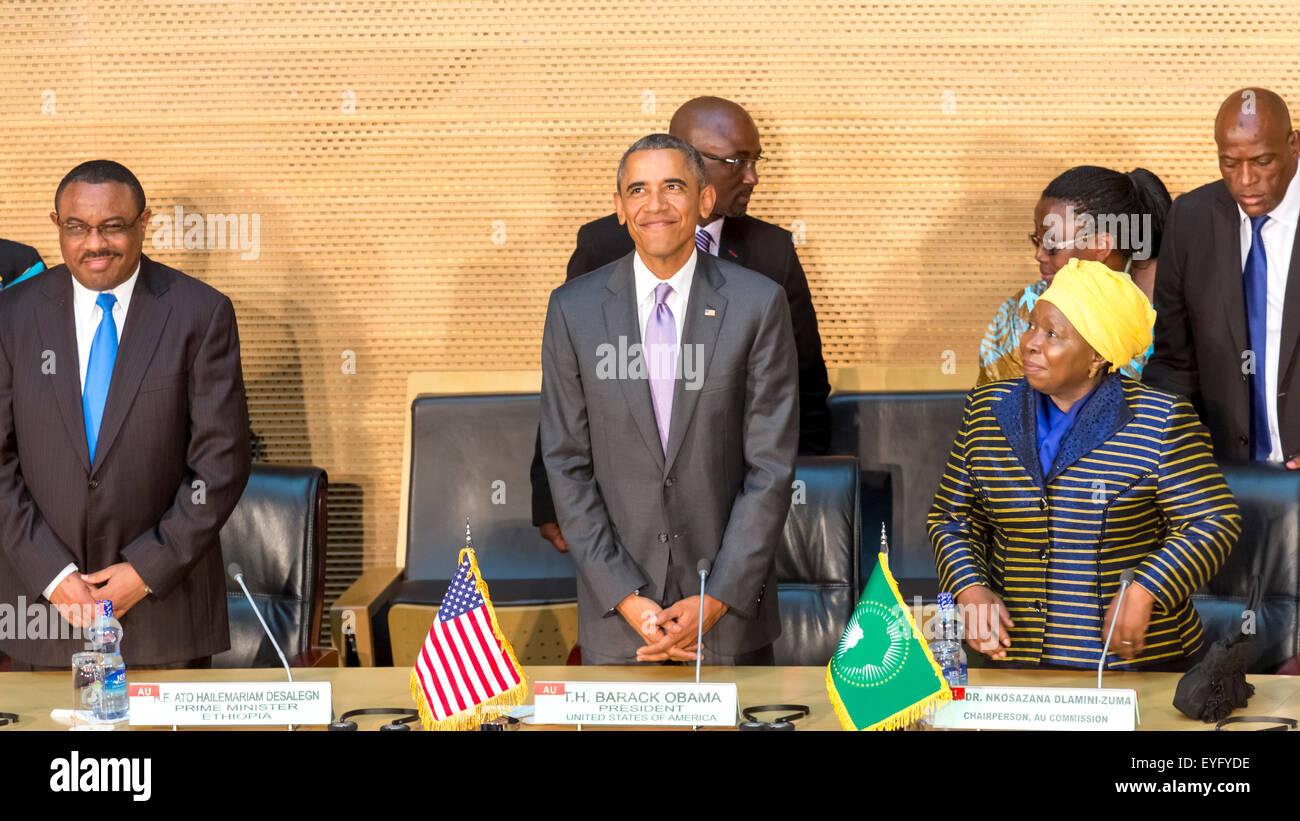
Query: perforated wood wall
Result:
<box><xmin>2</xmin><ymin>1</ymin><xmax>1297</xmax><ymax>614</ymax></box>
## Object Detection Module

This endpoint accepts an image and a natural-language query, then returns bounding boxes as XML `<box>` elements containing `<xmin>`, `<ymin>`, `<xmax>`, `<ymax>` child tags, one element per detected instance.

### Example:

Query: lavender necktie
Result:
<box><xmin>645</xmin><ymin>282</ymin><xmax>677</xmax><ymax>453</ymax></box>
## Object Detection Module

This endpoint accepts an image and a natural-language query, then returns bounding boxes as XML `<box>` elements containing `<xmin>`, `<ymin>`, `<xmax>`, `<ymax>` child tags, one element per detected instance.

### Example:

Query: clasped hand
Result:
<box><xmin>616</xmin><ymin>594</ymin><xmax>728</xmax><ymax>662</ymax></box>
<box><xmin>48</xmin><ymin>563</ymin><xmax>149</xmax><ymax>627</ymax></box>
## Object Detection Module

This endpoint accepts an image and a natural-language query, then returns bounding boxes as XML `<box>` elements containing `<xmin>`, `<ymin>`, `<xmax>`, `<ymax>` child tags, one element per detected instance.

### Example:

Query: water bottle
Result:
<box><xmin>89</xmin><ymin>600</ymin><xmax>128</xmax><ymax>721</ymax></box>
<box><xmin>931</xmin><ymin>592</ymin><xmax>968</xmax><ymax>686</ymax></box>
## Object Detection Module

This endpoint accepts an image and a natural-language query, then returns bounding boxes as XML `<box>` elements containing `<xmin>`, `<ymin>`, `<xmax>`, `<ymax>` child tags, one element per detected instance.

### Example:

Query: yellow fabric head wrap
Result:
<box><xmin>1037</xmin><ymin>258</ymin><xmax>1156</xmax><ymax>371</ymax></box>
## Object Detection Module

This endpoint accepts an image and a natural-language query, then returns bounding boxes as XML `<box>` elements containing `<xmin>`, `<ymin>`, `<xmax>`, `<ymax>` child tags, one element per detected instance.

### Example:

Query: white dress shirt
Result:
<box><xmin>42</xmin><ymin>262</ymin><xmax>141</xmax><ymax>601</ymax></box>
<box><xmin>1238</xmin><ymin>168</ymin><xmax>1300</xmax><ymax>462</ymax></box>
<box><xmin>633</xmin><ymin>248</ymin><xmax>697</xmax><ymax>348</ymax></box>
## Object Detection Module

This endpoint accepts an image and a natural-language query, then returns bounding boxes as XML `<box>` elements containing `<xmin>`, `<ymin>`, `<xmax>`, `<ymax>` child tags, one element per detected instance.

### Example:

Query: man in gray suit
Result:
<box><xmin>540</xmin><ymin>134</ymin><xmax>798</xmax><ymax>665</ymax></box>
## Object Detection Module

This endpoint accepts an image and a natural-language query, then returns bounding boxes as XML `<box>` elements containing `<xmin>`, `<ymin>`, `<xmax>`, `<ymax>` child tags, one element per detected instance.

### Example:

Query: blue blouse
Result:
<box><xmin>1035</xmin><ymin>384</ymin><xmax>1099</xmax><ymax>479</ymax></box>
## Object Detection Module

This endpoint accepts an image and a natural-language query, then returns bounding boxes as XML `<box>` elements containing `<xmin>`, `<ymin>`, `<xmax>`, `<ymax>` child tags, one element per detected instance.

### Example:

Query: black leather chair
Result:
<box><xmin>1192</xmin><ymin>463</ymin><xmax>1300</xmax><ymax>674</ymax></box>
<box><xmin>334</xmin><ymin>389</ymin><xmax>577</xmax><ymax>667</ymax></box>
<box><xmin>773</xmin><ymin>456</ymin><xmax>861</xmax><ymax>665</ymax></box>
<box><xmin>215</xmin><ymin>464</ymin><xmax>334</xmax><ymax>669</ymax></box>
<box><xmin>828</xmin><ymin>391</ymin><xmax>966</xmax><ymax>596</ymax></box>
<box><xmin>400</xmin><ymin>394</ymin><xmax>575</xmax><ymax>589</ymax></box>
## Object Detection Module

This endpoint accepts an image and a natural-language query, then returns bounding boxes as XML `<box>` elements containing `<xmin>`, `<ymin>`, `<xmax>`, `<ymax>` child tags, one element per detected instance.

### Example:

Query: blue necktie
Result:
<box><xmin>83</xmin><ymin>292</ymin><xmax>118</xmax><ymax>463</ymax></box>
<box><xmin>1244</xmin><ymin>215</ymin><xmax>1271</xmax><ymax>460</ymax></box>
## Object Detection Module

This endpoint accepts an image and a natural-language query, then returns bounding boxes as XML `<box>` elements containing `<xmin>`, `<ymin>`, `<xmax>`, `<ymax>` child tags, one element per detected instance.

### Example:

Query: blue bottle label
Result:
<box><xmin>104</xmin><ymin>668</ymin><xmax>126</xmax><ymax>692</ymax></box>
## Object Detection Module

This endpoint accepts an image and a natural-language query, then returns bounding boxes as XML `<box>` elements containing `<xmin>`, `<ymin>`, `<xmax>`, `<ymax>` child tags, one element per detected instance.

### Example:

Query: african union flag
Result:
<box><xmin>827</xmin><ymin>547</ymin><xmax>951</xmax><ymax>731</ymax></box>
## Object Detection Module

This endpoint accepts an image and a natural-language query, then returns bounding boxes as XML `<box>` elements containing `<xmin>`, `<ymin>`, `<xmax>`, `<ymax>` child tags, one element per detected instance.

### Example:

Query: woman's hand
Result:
<box><xmin>955</xmin><ymin>585</ymin><xmax>1014</xmax><ymax>660</ymax></box>
<box><xmin>1102</xmin><ymin>582</ymin><xmax>1155</xmax><ymax>660</ymax></box>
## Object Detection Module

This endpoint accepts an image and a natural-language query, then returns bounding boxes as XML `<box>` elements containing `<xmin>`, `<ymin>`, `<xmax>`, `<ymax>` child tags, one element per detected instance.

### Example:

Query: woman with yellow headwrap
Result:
<box><xmin>930</xmin><ymin>259</ymin><xmax>1241</xmax><ymax>671</ymax></box>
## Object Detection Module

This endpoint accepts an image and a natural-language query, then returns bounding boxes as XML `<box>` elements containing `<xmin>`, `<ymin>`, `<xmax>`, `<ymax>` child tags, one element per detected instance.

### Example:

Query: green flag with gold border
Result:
<box><xmin>827</xmin><ymin>550</ymin><xmax>952</xmax><ymax>730</ymax></box>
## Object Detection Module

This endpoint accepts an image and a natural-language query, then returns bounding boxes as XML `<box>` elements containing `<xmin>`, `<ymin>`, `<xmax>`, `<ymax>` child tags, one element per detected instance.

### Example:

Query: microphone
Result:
<box><xmin>1098</xmin><ymin>568</ymin><xmax>1136</xmax><ymax>688</ymax></box>
<box><xmin>229</xmin><ymin>563</ymin><xmax>293</xmax><ymax>683</ymax></box>
<box><xmin>696</xmin><ymin>559</ymin><xmax>711</xmax><ymax>684</ymax></box>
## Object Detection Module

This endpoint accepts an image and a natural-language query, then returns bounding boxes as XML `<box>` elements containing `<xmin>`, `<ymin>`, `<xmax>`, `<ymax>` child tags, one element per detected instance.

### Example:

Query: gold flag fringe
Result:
<box><xmin>825</xmin><ymin>552</ymin><xmax>953</xmax><ymax>731</ymax></box>
<box><xmin>409</xmin><ymin>547</ymin><xmax>530</xmax><ymax>731</ymax></box>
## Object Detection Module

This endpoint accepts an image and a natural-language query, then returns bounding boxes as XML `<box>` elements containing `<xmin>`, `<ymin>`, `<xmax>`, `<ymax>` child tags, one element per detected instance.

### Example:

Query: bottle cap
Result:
<box><xmin>937</xmin><ymin>592</ymin><xmax>955</xmax><ymax>609</ymax></box>
<box><xmin>97</xmin><ymin>599</ymin><xmax>113</xmax><ymax>618</ymax></box>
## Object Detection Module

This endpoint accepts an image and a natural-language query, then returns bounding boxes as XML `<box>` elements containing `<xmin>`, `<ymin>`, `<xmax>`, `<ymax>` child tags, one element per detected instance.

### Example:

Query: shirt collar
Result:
<box><xmin>1237</xmin><ymin>165</ymin><xmax>1300</xmax><ymax>229</ymax></box>
<box><xmin>633</xmin><ymin>248</ymin><xmax>697</xmax><ymax>307</ymax></box>
<box><xmin>70</xmin><ymin>260</ymin><xmax>141</xmax><ymax>316</ymax></box>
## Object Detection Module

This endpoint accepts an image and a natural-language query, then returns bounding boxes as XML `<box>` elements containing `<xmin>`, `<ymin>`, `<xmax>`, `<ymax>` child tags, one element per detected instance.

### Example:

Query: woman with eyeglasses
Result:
<box><xmin>978</xmin><ymin>166</ymin><xmax>1171</xmax><ymax>385</ymax></box>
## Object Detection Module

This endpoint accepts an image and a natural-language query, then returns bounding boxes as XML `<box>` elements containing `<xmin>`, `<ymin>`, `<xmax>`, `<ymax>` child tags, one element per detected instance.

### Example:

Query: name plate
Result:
<box><xmin>931</xmin><ymin>686</ymin><xmax>1138</xmax><ymax>731</ymax></box>
<box><xmin>127</xmin><ymin>682</ymin><xmax>333</xmax><ymax>726</ymax></box>
<box><xmin>533</xmin><ymin>681</ymin><xmax>737</xmax><ymax>727</ymax></box>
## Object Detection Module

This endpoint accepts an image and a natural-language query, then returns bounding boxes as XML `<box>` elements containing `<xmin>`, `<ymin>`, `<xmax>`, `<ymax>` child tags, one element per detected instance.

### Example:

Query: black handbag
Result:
<box><xmin>1173</xmin><ymin>572</ymin><xmax>1259</xmax><ymax>722</ymax></box>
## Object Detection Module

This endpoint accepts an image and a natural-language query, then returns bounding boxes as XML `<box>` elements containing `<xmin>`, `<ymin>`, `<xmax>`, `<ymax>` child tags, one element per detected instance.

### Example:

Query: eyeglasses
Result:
<box><xmin>58</xmin><ymin>211</ymin><xmax>145</xmax><ymax>239</ymax></box>
<box><xmin>699</xmin><ymin>152</ymin><xmax>764</xmax><ymax>174</ymax></box>
<box><xmin>1028</xmin><ymin>231</ymin><xmax>1084</xmax><ymax>254</ymax></box>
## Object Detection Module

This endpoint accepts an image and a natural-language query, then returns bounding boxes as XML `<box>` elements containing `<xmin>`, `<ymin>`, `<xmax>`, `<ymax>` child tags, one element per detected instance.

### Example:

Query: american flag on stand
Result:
<box><xmin>409</xmin><ymin>537</ymin><xmax>526</xmax><ymax>730</ymax></box>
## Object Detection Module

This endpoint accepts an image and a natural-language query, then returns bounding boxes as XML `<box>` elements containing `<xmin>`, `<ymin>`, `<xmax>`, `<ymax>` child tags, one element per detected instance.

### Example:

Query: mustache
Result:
<box><xmin>80</xmin><ymin>251</ymin><xmax>118</xmax><ymax>262</ymax></box>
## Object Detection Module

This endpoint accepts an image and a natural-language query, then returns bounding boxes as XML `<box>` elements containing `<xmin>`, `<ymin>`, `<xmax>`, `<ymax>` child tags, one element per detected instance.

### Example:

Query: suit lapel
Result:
<box><xmin>1046</xmin><ymin>374</ymin><xmax>1131</xmax><ymax>483</ymax></box>
<box><xmin>602</xmin><ymin>255</ymin><xmax>664</xmax><ymax>470</ymax></box>
<box><xmin>664</xmin><ymin>256</ymin><xmax>726</xmax><ymax>473</ymax></box>
<box><xmin>717</xmin><ymin>217</ymin><xmax>745</xmax><ymax>267</ymax></box>
<box><xmin>1213</xmin><ymin>187</ymin><xmax>1249</xmax><ymax>356</ymax></box>
<box><xmin>91</xmin><ymin>257</ymin><xmax>172</xmax><ymax>470</ymax></box>
<box><xmin>991</xmin><ymin>379</ymin><xmax>1043</xmax><ymax>490</ymax></box>
<box><xmin>35</xmin><ymin>269</ymin><xmax>90</xmax><ymax>474</ymax></box>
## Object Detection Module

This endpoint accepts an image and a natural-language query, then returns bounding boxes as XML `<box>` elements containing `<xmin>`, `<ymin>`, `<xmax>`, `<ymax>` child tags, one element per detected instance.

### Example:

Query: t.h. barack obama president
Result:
<box><xmin>540</xmin><ymin>135</ymin><xmax>797</xmax><ymax>665</ymax></box>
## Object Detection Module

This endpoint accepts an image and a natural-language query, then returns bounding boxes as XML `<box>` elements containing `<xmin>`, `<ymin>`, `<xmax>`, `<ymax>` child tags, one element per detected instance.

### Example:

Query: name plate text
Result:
<box><xmin>127</xmin><ymin>681</ymin><xmax>332</xmax><ymax>726</ymax></box>
<box><xmin>932</xmin><ymin>686</ymin><xmax>1138</xmax><ymax>731</ymax></box>
<box><xmin>533</xmin><ymin>681</ymin><xmax>737</xmax><ymax>726</ymax></box>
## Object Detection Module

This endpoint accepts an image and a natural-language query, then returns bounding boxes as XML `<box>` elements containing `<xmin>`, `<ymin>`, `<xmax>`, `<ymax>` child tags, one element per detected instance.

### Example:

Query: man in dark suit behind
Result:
<box><xmin>1145</xmin><ymin>88</ymin><xmax>1300</xmax><ymax>470</ymax></box>
<box><xmin>533</xmin><ymin>97</ymin><xmax>830</xmax><ymax>552</ymax></box>
<box><xmin>0</xmin><ymin>160</ymin><xmax>251</xmax><ymax>669</ymax></box>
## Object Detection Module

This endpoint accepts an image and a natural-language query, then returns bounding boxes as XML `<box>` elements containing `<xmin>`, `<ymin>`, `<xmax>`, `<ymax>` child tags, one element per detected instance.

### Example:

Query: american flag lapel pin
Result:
<box><xmin>704</xmin><ymin>307</ymin><xmax>716</xmax><ymax>317</ymax></box>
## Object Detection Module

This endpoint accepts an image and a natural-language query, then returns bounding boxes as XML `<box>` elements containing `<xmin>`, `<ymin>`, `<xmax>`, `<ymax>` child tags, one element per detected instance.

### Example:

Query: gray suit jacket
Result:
<box><xmin>540</xmin><ymin>251</ymin><xmax>798</xmax><ymax>660</ymax></box>
<box><xmin>0</xmin><ymin>256</ymin><xmax>251</xmax><ymax>666</ymax></box>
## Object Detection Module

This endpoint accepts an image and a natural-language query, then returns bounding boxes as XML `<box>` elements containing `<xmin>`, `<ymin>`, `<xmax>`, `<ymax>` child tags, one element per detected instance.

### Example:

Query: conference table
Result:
<box><xmin>1</xmin><ymin>666</ymin><xmax>1297</xmax><ymax>730</ymax></box>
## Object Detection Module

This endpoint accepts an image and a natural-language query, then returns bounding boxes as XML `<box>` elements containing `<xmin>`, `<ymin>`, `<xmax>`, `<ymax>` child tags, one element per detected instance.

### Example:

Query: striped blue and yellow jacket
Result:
<box><xmin>928</xmin><ymin>374</ymin><xmax>1241</xmax><ymax>669</ymax></box>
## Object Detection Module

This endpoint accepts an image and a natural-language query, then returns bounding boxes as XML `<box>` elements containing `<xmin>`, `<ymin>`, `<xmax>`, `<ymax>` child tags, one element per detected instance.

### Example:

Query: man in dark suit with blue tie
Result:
<box><xmin>0</xmin><ymin>160</ymin><xmax>251</xmax><ymax>669</ymax></box>
<box><xmin>1146</xmin><ymin>88</ymin><xmax>1300</xmax><ymax>469</ymax></box>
